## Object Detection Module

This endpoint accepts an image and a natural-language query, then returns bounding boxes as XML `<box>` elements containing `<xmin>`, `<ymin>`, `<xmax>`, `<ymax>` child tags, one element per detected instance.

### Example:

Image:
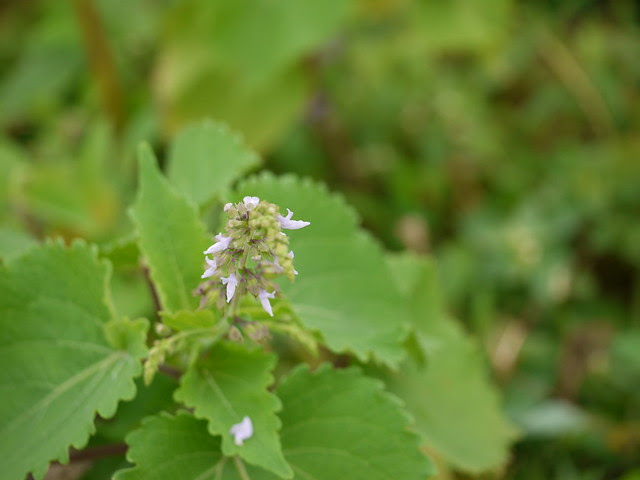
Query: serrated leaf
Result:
<box><xmin>114</xmin><ymin>413</ymin><xmax>227</xmax><ymax>480</ymax></box>
<box><xmin>130</xmin><ymin>144</ymin><xmax>210</xmax><ymax>312</ymax></box>
<box><xmin>384</xmin><ymin>254</ymin><xmax>516</xmax><ymax>473</ymax></box>
<box><xmin>167</xmin><ymin>120</ymin><xmax>259</xmax><ymax>206</ymax></box>
<box><xmin>119</xmin><ymin>367</ymin><xmax>433</xmax><ymax>480</ymax></box>
<box><xmin>174</xmin><ymin>341</ymin><xmax>292</xmax><ymax>478</ymax></box>
<box><xmin>0</xmin><ymin>240</ymin><xmax>148</xmax><ymax>480</ymax></box>
<box><xmin>94</xmin><ymin>375</ymin><xmax>178</xmax><ymax>444</ymax></box>
<box><xmin>236</xmin><ymin>174</ymin><xmax>407</xmax><ymax>367</ymax></box>
<box><xmin>271</xmin><ymin>365</ymin><xmax>433</xmax><ymax>480</ymax></box>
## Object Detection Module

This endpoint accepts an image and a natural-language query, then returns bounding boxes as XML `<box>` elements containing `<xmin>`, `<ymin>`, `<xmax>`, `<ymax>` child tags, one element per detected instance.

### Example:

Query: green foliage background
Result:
<box><xmin>1</xmin><ymin>0</ymin><xmax>639</xmax><ymax>479</ymax></box>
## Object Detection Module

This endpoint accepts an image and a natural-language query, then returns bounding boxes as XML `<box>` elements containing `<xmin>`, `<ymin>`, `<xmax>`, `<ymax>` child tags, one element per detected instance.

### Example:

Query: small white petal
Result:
<box><xmin>243</xmin><ymin>196</ymin><xmax>260</xmax><ymax>209</ymax></box>
<box><xmin>230</xmin><ymin>416</ymin><xmax>253</xmax><ymax>446</ymax></box>
<box><xmin>221</xmin><ymin>273</ymin><xmax>238</xmax><ymax>303</ymax></box>
<box><xmin>287</xmin><ymin>250</ymin><xmax>294</xmax><ymax>259</ymax></box>
<box><xmin>272</xmin><ymin>257</ymin><xmax>284</xmax><ymax>273</ymax></box>
<box><xmin>223</xmin><ymin>203</ymin><xmax>233</xmax><ymax>212</ymax></box>
<box><xmin>258</xmin><ymin>289</ymin><xmax>276</xmax><ymax>317</ymax></box>
<box><xmin>277</xmin><ymin>208</ymin><xmax>310</xmax><ymax>230</ymax></box>
<box><xmin>201</xmin><ymin>257</ymin><xmax>218</xmax><ymax>279</ymax></box>
<box><xmin>204</xmin><ymin>234</ymin><xmax>232</xmax><ymax>255</ymax></box>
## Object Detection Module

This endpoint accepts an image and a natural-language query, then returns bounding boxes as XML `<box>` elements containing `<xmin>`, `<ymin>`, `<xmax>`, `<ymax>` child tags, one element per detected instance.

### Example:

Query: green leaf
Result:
<box><xmin>129</xmin><ymin>144</ymin><xmax>210</xmax><ymax>312</ymax></box>
<box><xmin>120</xmin><ymin>367</ymin><xmax>432</xmax><ymax>480</ymax></box>
<box><xmin>0</xmin><ymin>226</ymin><xmax>37</xmax><ymax>262</ymax></box>
<box><xmin>236</xmin><ymin>174</ymin><xmax>408</xmax><ymax>367</ymax></box>
<box><xmin>161</xmin><ymin>309</ymin><xmax>217</xmax><ymax>331</ymax></box>
<box><xmin>155</xmin><ymin>0</ymin><xmax>351</xmax><ymax>151</ymax></box>
<box><xmin>167</xmin><ymin>120</ymin><xmax>259</xmax><ymax>207</ymax></box>
<box><xmin>94</xmin><ymin>375</ymin><xmax>179</xmax><ymax>444</ymax></box>
<box><xmin>383</xmin><ymin>254</ymin><xmax>516</xmax><ymax>473</ymax></box>
<box><xmin>114</xmin><ymin>413</ymin><xmax>226</xmax><ymax>480</ymax></box>
<box><xmin>174</xmin><ymin>341</ymin><xmax>292</xmax><ymax>478</ymax></box>
<box><xmin>0</xmin><ymin>240</ymin><xmax>148</xmax><ymax>480</ymax></box>
<box><xmin>271</xmin><ymin>365</ymin><xmax>433</xmax><ymax>480</ymax></box>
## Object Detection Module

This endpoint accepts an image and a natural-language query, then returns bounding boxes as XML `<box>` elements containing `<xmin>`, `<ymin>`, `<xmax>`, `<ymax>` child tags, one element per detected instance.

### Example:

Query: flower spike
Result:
<box><xmin>197</xmin><ymin>196</ymin><xmax>309</xmax><ymax>325</ymax></box>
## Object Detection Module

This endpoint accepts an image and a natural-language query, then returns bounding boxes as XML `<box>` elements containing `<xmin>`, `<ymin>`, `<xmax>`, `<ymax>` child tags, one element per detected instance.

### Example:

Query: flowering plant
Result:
<box><xmin>0</xmin><ymin>122</ymin><xmax>512</xmax><ymax>480</ymax></box>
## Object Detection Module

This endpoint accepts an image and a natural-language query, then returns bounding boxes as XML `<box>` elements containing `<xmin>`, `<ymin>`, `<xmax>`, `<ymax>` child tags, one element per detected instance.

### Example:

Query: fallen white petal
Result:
<box><xmin>230</xmin><ymin>416</ymin><xmax>253</xmax><ymax>446</ymax></box>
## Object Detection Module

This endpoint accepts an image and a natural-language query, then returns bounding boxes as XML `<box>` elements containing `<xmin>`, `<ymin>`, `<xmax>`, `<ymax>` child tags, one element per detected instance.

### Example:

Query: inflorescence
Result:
<box><xmin>196</xmin><ymin>196</ymin><xmax>310</xmax><ymax>318</ymax></box>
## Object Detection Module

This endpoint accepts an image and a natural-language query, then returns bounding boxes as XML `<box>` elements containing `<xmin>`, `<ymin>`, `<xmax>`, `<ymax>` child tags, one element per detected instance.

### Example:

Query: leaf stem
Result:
<box><xmin>232</xmin><ymin>456</ymin><xmax>252</xmax><ymax>480</ymax></box>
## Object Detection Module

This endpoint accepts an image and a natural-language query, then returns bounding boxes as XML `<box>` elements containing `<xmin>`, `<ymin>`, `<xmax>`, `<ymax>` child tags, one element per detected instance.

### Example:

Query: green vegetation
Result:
<box><xmin>0</xmin><ymin>1</ymin><xmax>639</xmax><ymax>479</ymax></box>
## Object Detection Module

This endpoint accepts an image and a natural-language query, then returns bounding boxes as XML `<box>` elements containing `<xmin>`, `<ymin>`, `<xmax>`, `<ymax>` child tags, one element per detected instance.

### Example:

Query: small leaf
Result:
<box><xmin>384</xmin><ymin>254</ymin><xmax>516</xmax><ymax>473</ymax></box>
<box><xmin>105</xmin><ymin>318</ymin><xmax>149</xmax><ymax>357</ymax></box>
<box><xmin>114</xmin><ymin>413</ymin><xmax>225</xmax><ymax>480</ymax></box>
<box><xmin>167</xmin><ymin>120</ymin><xmax>260</xmax><ymax>206</ymax></box>
<box><xmin>0</xmin><ymin>240</ymin><xmax>148</xmax><ymax>480</ymax></box>
<box><xmin>273</xmin><ymin>365</ymin><xmax>433</xmax><ymax>480</ymax></box>
<box><xmin>236</xmin><ymin>174</ymin><xmax>408</xmax><ymax>367</ymax></box>
<box><xmin>129</xmin><ymin>144</ymin><xmax>210</xmax><ymax>312</ymax></box>
<box><xmin>174</xmin><ymin>341</ymin><xmax>292</xmax><ymax>478</ymax></box>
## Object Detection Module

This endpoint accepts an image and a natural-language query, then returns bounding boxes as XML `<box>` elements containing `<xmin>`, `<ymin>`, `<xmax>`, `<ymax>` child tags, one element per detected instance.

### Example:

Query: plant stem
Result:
<box><xmin>69</xmin><ymin>443</ymin><xmax>128</xmax><ymax>462</ymax></box>
<box><xmin>142</xmin><ymin>264</ymin><xmax>162</xmax><ymax>316</ymax></box>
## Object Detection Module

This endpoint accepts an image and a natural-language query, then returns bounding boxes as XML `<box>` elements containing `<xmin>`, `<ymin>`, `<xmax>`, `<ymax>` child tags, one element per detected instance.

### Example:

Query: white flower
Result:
<box><xmin>277</xmin><ymin>208</ymin><xmax>310</xmax><ymax>230</ymax></box>
<box><xmin>243</xmin><ymin>196</ymin><xmax>260</xmax><ymax>209</ymax></box>
<box><xmin>223</xmin><ymin>203</ymin><xmax>233</xmax><ymax>212</ymax></box>
<box><xmin>230</xmin><ymin>416</ymin><xmax>253</xmax><ymax>446</ymax></box>
<box><xmin>201</xmin><ymin>257</ymin><xmax>218</xmax><ymax>279</ymax></box>
<box><xmin>204</xmin><ymin>234</ymin><xmax>232</xmax><ymax>255</ymax></box>
<box><xmin>221</xmin><ymin>273</ymin><xmax>238</xmax><ymax>303</ymax></box>
<box><xmin>272</xmin><ymin>257</ymin><xmax>284</xmax><ymax>273</ymax></box>
<box><xmin>287</xmin><ymin>250</ymin><xmax>294</xmax><ymax>259</ymax></box>
<box><xmin>258</xmin><ymin>289</ymin><xmax>276</xmax><ymax>317</ymax></box>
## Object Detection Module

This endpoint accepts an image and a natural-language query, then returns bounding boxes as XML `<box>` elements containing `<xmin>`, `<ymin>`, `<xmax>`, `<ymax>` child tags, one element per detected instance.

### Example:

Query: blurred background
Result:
<box><xmin>1</xmin><ymin>1</ymin><xmax>639</xmax><ymax>479</ymax></box>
